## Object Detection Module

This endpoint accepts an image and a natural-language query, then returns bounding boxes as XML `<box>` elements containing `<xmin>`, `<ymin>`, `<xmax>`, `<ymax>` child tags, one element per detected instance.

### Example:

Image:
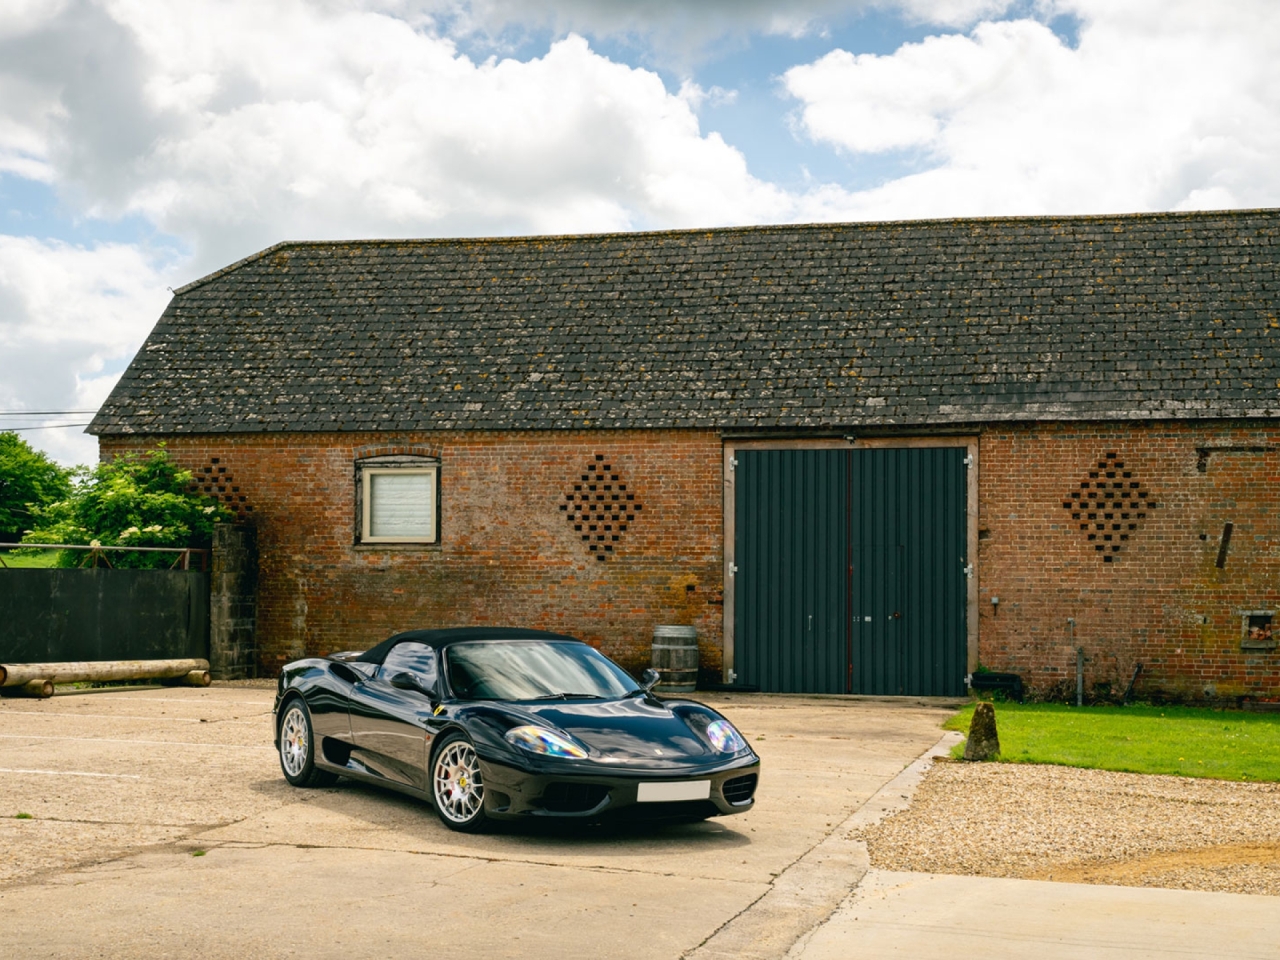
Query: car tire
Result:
<box><xmin>431</xmin><ymin>731</ymin><xmax>489</xmax><ymax>832</ymax></box>
<box><xmin>278</xmin><ymin>699</ymin><xmax>339</xmax><ymax>788</ymax></box>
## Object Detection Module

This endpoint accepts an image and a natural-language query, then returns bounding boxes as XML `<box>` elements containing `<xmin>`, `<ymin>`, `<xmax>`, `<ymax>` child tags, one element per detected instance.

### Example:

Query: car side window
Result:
<box><xmin>380</xmin><ymin>641</ymin><xmax>439</xmax><ymax>691</ymax></box>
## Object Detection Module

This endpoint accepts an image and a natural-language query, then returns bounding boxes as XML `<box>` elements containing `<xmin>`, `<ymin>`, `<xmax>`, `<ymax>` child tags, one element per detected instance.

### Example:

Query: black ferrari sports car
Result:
<box><xmin>272</xmin><ymin>627</ymin><xmax>760</xmax><ymax>831</ymax></box>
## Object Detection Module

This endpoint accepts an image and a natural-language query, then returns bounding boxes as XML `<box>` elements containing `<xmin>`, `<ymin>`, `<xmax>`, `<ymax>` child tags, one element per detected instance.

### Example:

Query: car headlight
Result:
<box><xmin>706</xmin><ymin>719</ymin><xmax>747</xmax><ymax>754</ymax></box>
<box><xmin>505</xmin><ymin>725</ymin><xmax>588</xmax><ymax>759</ymax></box>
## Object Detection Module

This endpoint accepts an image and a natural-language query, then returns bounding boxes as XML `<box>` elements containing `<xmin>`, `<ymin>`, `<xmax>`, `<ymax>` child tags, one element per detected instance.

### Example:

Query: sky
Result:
<box><xmin>1</xmin><ymin>0</ymin><xmax>1278</xmax><ymax>465</ymax></box>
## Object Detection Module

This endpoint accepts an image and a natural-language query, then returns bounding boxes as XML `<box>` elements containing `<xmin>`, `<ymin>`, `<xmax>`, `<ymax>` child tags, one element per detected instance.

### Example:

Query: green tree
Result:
<box><xmin>0</xmin><ymin>432</ymin><xmax>73</xmax><ymax>541</ymax></box>
<box><xmin>22</xmin><ymin>445</ymin><xmax>232</xmax><ymax>567</ymax></box>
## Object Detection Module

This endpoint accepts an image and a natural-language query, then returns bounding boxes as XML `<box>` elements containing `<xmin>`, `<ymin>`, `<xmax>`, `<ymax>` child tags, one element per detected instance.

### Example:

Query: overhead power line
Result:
<box><xmin>0</xmin><ymin>410</ymin><xmax>98</xmax><ymax>415</ymax></box>
<box><xmin>1</xmin><ymin>423</ymin><xmax>93</xmax><ymax>431</ymax></box>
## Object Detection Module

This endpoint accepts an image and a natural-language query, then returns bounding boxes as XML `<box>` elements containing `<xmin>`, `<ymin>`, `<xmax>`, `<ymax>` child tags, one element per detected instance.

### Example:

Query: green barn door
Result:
<box><xmin>849</xmin><ymin>448</ymin><xmax>968</xmax><ymax>696</ymax></box>
<box><xmin>733</xmin><ymin>449</ymin><xmax>849</xmax><ymax>694</ymax></box>
<box><xmin>734</xmin><ymin>446</ymin><xmax>967</xmax><ymax>696</ymax></box>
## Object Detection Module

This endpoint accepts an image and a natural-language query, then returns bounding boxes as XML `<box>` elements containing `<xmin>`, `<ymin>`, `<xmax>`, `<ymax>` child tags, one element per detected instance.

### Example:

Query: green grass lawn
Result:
<box><xmin>947</xmin><ymin>702</ymin><xmax>1280</xmax><ymax>782</ymax></box>
<box><xmin>0</xmin><ymin>549</ymin><xmax>60</xmax><ymax>568</ymax></box>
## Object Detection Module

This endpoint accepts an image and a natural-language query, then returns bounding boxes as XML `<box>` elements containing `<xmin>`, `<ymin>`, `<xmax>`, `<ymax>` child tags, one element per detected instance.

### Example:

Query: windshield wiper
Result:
<box><xmin>530</xmin><ymin>692</ymin><xmax>601</xmax><ymax>700</ymax></box>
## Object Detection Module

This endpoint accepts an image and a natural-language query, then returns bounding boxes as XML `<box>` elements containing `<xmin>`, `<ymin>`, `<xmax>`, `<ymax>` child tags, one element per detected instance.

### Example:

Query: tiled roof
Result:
<box><xmin>90</xmin><ymin>209</ymin><xmax>1280</xmax><ymax>435</ymax></box>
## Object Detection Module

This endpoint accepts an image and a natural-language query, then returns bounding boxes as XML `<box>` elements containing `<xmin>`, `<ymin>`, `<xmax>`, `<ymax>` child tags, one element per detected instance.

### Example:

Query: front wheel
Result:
<box><xmin>278</xmin><ymin>699</ymin><xmax>338</xmax><ymax>788</ymax></box>
<box><xmin>431</xmin><ymin>732</ymin><xmax>489</xmax><ymax>832</ymax></box>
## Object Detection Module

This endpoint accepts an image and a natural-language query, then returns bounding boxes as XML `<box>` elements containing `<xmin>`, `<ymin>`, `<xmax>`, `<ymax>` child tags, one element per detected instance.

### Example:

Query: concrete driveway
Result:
<box><xmin>790</xmin><ymin>870</ymin><xmax>1280</xmax><ymax>960</ymax></box>
<box><xmin>0</xmin><ymin>686</ymin><xmax>955</xmax><ymax>960</ymax></box>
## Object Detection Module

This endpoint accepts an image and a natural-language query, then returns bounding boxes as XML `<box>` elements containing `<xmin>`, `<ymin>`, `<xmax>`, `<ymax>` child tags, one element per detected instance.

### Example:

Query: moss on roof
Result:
<box><xmin>91</xmin><ymin>209</ymin><xmax>1280</xmax><ymax>435</ymax></box>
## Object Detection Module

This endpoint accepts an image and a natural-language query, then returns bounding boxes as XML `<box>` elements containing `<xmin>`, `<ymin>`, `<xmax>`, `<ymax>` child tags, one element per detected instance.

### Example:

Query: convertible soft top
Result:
<box><xmin>350</xmin><ymin>627</ymin><xmax>584</xmax><ymax>666</ymax></box>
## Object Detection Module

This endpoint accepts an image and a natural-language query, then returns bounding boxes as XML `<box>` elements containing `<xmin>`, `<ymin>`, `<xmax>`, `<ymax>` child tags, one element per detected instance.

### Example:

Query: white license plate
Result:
<box><xmin>637</xmin><ymin>780</ymin><xmax>711</xmax><ymax>803</ymax></box>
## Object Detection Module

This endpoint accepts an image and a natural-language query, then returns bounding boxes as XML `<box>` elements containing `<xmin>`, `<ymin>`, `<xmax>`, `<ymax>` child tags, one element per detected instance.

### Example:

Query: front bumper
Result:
<box><xmin>477</xmin><ymin>755</ymin><xmax>761</xmax><ymax>821</ymax></box>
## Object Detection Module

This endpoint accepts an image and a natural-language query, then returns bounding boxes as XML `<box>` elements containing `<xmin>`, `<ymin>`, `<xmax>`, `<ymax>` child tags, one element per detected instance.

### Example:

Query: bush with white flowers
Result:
<box><xmin>22</xmin><ymin>445</ymin><xmax>232</xmax><ymax>568</ymax></box>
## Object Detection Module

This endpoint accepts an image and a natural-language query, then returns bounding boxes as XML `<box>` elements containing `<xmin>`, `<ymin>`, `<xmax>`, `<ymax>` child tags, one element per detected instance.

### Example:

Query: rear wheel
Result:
<box><xmin>278</xmin><ymin>699</ymin><xmax>338</xmax><ymax>788</ymax></box>
<box><xmin>431</xmin><ymin>732</ymin><xmax>489</xmax><ymax>832</ymax></box>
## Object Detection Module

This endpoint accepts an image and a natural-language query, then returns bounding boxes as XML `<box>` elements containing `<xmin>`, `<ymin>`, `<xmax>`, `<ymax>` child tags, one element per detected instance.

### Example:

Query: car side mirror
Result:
<box><xmin>640</xmin><ymin>667</ymin><xmax>660</xmax><ymax>692</ymax></box>
<box><xmin>389</xmin><ymin>671</ymin><xmax>432</xmax><ymax>697</ymax></box>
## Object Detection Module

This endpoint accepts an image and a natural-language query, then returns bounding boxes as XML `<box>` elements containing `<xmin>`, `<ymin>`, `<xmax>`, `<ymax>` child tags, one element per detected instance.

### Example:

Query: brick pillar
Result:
<box><xmin>210</xmin><ymin>524</ymin><xmax>258</xmax><ymax>679</ymax></box>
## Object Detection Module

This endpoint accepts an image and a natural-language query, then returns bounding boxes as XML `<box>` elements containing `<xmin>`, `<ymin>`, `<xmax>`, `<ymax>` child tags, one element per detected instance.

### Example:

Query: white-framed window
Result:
<box><xmin>356</xmin><ymin>458</ymin><xmax>440</xmax><ymax>544</ymax></box>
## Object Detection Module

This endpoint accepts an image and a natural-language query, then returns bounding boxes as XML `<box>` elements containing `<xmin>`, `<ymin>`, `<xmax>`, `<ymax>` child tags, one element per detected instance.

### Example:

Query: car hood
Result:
<box><xmin>518</xmin><ymin>696</ymin><xmax>725</xmax><ymax>764</ymax></box>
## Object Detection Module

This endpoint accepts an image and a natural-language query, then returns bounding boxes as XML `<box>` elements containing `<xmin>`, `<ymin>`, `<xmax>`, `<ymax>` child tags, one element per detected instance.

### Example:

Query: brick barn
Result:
<box><xmin>88</xmin><ymin>209</ymin><xmax>1280</xmax><ymax>702</ymax></box>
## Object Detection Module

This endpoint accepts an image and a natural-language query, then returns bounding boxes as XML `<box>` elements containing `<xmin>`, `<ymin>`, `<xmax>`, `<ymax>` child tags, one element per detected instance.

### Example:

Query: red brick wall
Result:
<box><xmin>100</xmin><ymin>431</ymin><xmax>725</xmax><ymax>678</ymax></box>
<box><xmin>102</xmin><ymin>420</ymin><xmax>1280</xmax><ymax>700</ymax></box>
<box><xmin>977</xmin><ymin>421</ymin><xmax>1280</xmax><ymax>702</ymax></box>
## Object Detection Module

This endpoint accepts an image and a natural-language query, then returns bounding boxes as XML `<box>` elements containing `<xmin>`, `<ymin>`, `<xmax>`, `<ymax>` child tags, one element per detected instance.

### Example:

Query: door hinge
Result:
<box><xmin>963</xmin><ymin>564</ymin><xmax>974</xmax><ymax>579</ymax></box>
<box><xmin>729</xmin><ymin>457</ymin><xmax>738</xmax><ymax>471</ymax></box>
<box><xmin>729</xmin><ymin>563</ymin><xmax>738</xmax><ymax>576</ymax></box>
<box><xmin>963</xmin><ymin>454</ymin><xmax>974</xmax><ymax>468</ymax></box>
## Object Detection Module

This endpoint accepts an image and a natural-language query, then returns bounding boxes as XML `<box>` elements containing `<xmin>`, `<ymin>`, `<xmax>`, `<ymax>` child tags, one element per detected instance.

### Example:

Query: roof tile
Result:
<box><xmin>90</xmin><ymin>210</ymin><xmax>1280</xmax><ymax>435</ymax></box>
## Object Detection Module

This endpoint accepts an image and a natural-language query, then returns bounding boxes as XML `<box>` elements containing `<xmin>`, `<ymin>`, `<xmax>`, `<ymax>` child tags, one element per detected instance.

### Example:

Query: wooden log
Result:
<box><xmin>0</xmin><ymin>659</ymin><xmax>211</xmax><ymax>687</ymax></box>
<box><xmin>0</xmin><ymin>679</ymin><xmax>55</xmax><ymax>698</ymax></box>
<box><xmin>24</xmin><ymin>679</ymin><xmax>54</xmax><ymax>698</ymax></box>
<box><xmin>163</xmin><ymin>669</ymin><xmax>212</xmax><ymax>687</ymax></box>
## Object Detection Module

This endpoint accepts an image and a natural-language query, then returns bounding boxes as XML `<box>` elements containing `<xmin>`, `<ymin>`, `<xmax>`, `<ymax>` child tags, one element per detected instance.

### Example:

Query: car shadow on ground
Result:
<box><xmin>244</xmin><ymin>774</ymin><xmax>754</xmax><ymax>854</ymax></box>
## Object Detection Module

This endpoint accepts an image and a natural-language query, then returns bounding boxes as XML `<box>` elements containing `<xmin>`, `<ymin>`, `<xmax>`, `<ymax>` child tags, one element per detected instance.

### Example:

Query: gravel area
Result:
<box><xmin>858</xmin><ymin>759</ymin><xmax>1280</xmax><ymax>896</ymax></box>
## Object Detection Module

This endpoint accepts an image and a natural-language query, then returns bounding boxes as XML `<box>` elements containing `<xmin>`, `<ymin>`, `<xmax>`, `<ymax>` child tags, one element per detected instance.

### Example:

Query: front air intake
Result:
<box><xmin>540</xmin><ymin>782</ymin><xmax>609</xmax><ymax>813</ymax></box>
<box><xmin>721</xmin><ymin>774</ymin><xmax>757</xmax><ymax>805</ymax></box>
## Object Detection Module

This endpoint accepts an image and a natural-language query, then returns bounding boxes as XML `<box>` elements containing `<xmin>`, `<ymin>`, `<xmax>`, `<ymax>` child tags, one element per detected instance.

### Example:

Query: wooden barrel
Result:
<box><xmin>651</xmin><ymin>625</ymin><xmax>698</xmax><ymax>694</ymax></box>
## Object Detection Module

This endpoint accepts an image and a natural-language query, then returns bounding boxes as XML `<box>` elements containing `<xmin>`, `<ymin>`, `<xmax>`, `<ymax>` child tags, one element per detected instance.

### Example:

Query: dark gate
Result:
<box><xmin>0</xmin><ymin>569</ymin><xmax>209</xmax><ymax>662</ymax></box>
<box><xmin>734</xmin><ymin>447</ymin><xmax>967</xmax><ymax>696</ymax></box>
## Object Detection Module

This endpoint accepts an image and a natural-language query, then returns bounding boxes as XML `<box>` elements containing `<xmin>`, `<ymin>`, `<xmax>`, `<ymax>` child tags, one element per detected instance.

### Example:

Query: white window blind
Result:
<box><xmin>367</xmin><ymin>469</ymin><xmax>436</xmax><ymax>540</ymax></box>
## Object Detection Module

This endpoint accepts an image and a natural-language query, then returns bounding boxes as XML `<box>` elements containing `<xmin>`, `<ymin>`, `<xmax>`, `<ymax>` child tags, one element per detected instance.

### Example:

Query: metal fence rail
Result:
<box><xmin>0</xmin><ymin>542</ymin><xmax>209</xmax><ymax>570</ymax></box>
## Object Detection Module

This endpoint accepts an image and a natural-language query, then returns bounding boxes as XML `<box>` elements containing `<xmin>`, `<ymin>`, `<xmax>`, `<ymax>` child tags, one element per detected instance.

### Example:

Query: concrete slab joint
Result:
<box><xmin>684</xmin><ymin>730</ymin><xmax>962</xmax><ymax>960</ymax></box>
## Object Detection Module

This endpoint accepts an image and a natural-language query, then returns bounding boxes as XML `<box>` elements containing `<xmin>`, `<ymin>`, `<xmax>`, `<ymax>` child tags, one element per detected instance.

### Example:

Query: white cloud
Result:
<box><xmin>0</xmin><ymin>2</ymin><xmax>792</xmax><ymax>272</ymax></box>
<box><xmin>399</xmin><ymin>0</ymin><xmax>1021</xmax><ymax>52</ymax></box>
<box><xmin>783</xmin><ymin>0</ymin><xmax>1280</xmax><ymax>219</ymax></box>
<box><xmin>0</xmin><ymin>0</ymin><xmax>73</xmax><ymax>183</ymax></box>
<box><xmin>0</xmin><ymin>237</ymin><xmax>173</xmax><ymax>465</ymax></box>
<box><xmin>395</xmin><ymin>0</ymin><xmax>866</xmax><ymax>53</ymax></box>
<box><xmin>785</xmin><ymin>21</ymin><xmax>1070</xmax><ymax>155</ymax></box>
<box><xmin>677</xmin><ymin>80</ymin><xmax>739</xmax><ymax>111</ymax></box>
<box><xmin>893</xmin><ymin>0</ymin><xmax>1018</xmax><ymax>29</ymax></box>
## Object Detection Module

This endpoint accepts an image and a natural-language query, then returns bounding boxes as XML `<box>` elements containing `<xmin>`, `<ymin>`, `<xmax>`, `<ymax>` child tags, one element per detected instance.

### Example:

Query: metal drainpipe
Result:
<box><xmin>1076</xmin><ymin>647</ymin><xmax>1085</xmax><ymax>708</ymax></box>
<box><xmin>1067</xmin><ymin>618</ymin><xmax>1078</xmax><ymax>707</ymax></box>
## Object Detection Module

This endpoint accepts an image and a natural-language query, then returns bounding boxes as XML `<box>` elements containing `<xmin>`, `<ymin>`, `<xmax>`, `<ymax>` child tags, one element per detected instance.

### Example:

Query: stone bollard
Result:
<box><xmin>963</xmin><ymin>701</ymin><xmax>1000</xmax><ymax>761</ymax></box>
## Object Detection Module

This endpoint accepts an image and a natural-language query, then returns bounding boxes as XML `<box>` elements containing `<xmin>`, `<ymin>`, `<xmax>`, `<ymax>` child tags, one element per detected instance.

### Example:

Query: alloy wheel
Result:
<box><xmin>280</xmin><ymin>705</ymin><xmax>308</xmax><ymax>778</ymax></box>
<box><xmin>433</xmin><ymin>738</ymin><xmax>484</xmax><ymax>824</ymax></box>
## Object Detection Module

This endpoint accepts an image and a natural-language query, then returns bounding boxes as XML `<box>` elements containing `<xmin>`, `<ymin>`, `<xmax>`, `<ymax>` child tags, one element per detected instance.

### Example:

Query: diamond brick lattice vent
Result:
<box><xmin>187</xmin><ymin>458</ymin><xmax>253</xmax><ymax>521</ymax></box>
<box><xmin>1062</xmin><ymin>452</ymin><xmax>1155</xmax><ymax>563</ymax></box>
<box><xmin>560</xmin><ymin>454</ymin><xmax>642</xmax><ymax>561</ymax></box>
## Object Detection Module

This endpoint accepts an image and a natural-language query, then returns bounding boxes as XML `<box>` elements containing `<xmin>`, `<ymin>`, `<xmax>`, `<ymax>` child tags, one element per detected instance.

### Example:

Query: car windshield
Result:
<box><xmin>444</xmin><ymin>640</ymin><xmax>640</xmax><ymax>701</ymax></box>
